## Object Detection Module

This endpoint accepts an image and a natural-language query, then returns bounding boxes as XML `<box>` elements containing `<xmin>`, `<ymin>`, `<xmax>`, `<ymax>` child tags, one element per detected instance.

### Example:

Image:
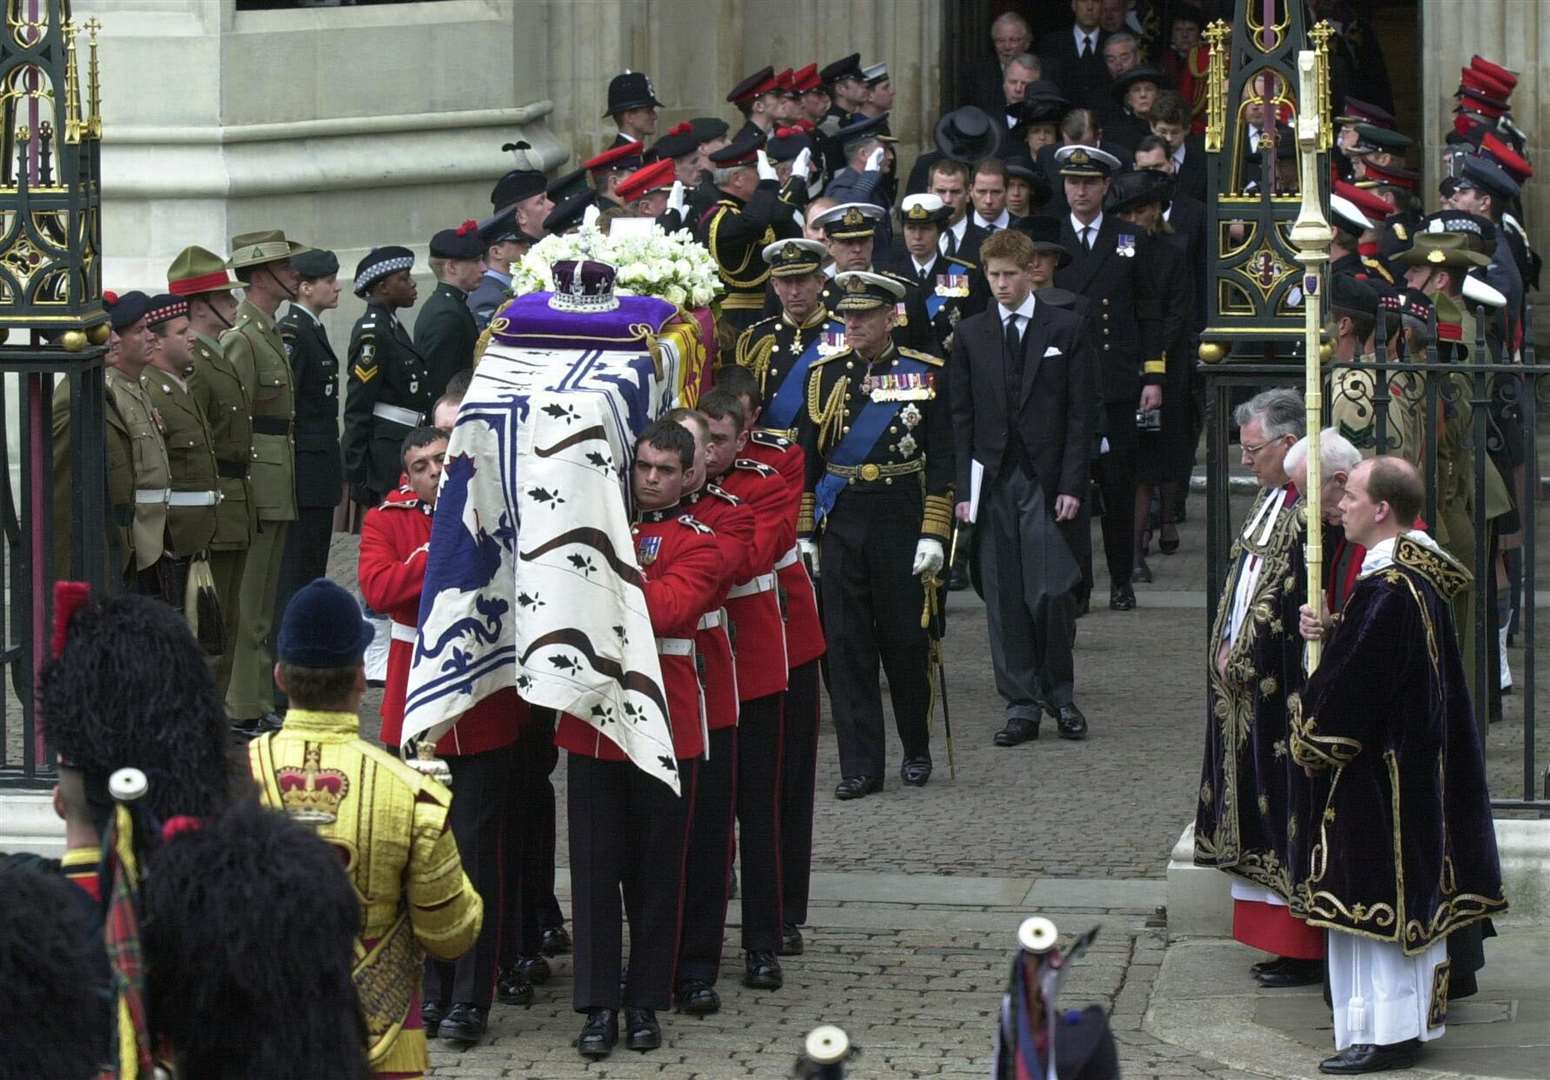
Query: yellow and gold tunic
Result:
<box><xmin>248</xmin><ymin>708</ymin><xmax>481</xmax><ymax>1077</ymax></box>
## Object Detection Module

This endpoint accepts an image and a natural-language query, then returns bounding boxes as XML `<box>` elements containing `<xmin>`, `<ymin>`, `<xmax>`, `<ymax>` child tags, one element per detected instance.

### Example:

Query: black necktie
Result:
<box><xmin>1003</xmin><ymin>313</ymin><xmax>1022</xmax><ymax>403</ymax></box>
<box><xmin>943</xmin><ymin>229</ymin><xmax>957</xmax><ymax>257</ymax></box>
<box><xmin>1080</xmin><ymin>34</ymin><xmax>1093</xmax><ymax>59</ymax></box>
<box><xmin>919</xmin><ymin>265</ymin><xmax>931</xmax><ymax>285</ymax></box>
<box><xmin>1081</xmin><ymin>226</ymin><xmax>1093</xmax><ymax>251</ymax></box>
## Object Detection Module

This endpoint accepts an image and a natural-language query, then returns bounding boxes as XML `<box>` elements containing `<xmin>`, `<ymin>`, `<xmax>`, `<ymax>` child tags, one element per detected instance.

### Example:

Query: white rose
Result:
<box><xmin>620</xmin><ymin>261</ymin><xmax>651</xmax><ymax>282</ymax></box>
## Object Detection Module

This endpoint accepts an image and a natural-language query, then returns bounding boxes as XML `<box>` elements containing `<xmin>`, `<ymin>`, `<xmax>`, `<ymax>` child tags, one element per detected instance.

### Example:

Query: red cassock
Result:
<box><xmin>741</xmin><ymin>431</ymin><xmax>825</xmax><ymax>668</ymax></box>
<box><xmin>556</xmin><ymin>510</ymin><xmax>723</xmax><ymax>761</ymax></box>
<box><xmin>682</xmin><ymin>483</ymin><xmax>756</xmax><ymax>731</ymax></box>
<box><xmin>714</xmin><ymin>458</ymin><xmax>792</xmax><ymax>700</ymax></box>
<box><xmin>358</xmin><ymin>486</ymin><xmax>524</xmax><ymax>754</ymax></box>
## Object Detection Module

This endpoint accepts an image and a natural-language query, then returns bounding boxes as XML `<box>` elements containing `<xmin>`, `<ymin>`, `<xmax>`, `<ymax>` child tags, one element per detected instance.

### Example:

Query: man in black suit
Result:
<box><xmin>950</xmin><ymin>227</ymin><xmax>1094</xmax><ymax>745</ymax></box>
<box><xmin>1149</xmin><ymin>92</ymin><xmax>1208</xmax><ymax>204</ymax></box>
<box><xmin>963</xmin><ymin>9</ymin><xmax>1035</xmax><ymax>115</ymax></box>
<box><xmin>1053</xmin><ymin>144</ymin><xmax>1164</xmax><ymax>612</ymax></box>
<box><xmin>1039</xmin><ymin>0</ymin><xmax>1111</xmax><ymax>114</ymax></box>
<box><xmin>275</xmin><ymin>248</ymin><xmax>343</xmax><ymax>644</ymax></box>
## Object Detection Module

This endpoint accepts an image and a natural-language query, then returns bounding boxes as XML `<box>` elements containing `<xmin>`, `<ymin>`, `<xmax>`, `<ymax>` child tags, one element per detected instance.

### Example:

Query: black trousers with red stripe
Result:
<box><xmin>567</xmin><ymin>752</ymin><xmax>694</xmax><ymax>1012</ymax></box>
<box><xmin>736</xmin><ymin>693</ymin><xmax>784</xmax><ymax>952</ymax></box>
<box><xmin>779</xmin><ymin>660</ymin><xmax>821</xmax><ymax>927</ymax></box>
<box><xmin>675</xmin><ymin>726</ymin><xmax>738</xmax><ymax>986</ymax></box>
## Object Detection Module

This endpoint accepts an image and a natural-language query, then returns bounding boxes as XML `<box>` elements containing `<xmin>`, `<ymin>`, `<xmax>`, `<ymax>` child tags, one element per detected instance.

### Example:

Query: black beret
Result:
<box><xmin>104</xmin><ymin>289</ymin><xmax>151</xmax><ymax>330</ymax></box>
<box><xmin>491</xmin><ymin>168</ymin><xmax>548</xmax><ymax>211</ymax></box>
<box><xmin>291</xmin><ymin>248</ymin><xmax>340</xmax><ymax>280</ymax></box>
<box><xmin>429</xmin><ymin>221</ymin><xmax>485</xmax><ymax>260</ymax></box>
<box><xmin>690</xmin><ymin>116</ymin><xmax>730</xmax><ymax>144</ymax></box>
<box><xmin>1330</xmin><ymin>272</ymin><xmax>1380</xmax><ymax>317</ymax></box>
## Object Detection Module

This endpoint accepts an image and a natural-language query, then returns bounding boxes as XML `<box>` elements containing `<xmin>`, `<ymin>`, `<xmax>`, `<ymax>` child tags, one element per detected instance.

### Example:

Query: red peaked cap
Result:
<box><xmin>1480</xmin><ymin>132</ymin><xmax>1532</xmax><ymax>181</ymax></box>
<box><xmin>1457</xmin><ymin>66</ymin><xmax>1512</xmax><ymax>102</ymax></box>
<box><xmin>1470</xmin><ymin>55</ymin><xmax>1517</xmax><ymax>92</ymax></box>
<box><xmin>792</xmin><ymin>63</ymin><xmax>821</xmax><ymax>93</ymax></box>
<box><xmin>1362</xmin><ymin>158</ymin><xmax>1420</xmax><ymax>192</ymax></box>
<box><xmin>1334</xmin><ymin>179</ymin><xmax>1395</xmax><ymax>222</ymax></box>
<box><xmin>615</xmin><ymin>158</ymin><xmax>676</xmax><ymax>203</ymax></box>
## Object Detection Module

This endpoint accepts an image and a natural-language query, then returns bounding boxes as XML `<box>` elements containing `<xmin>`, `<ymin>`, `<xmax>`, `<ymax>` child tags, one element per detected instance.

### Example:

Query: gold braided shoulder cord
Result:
<box><xmin>740</xmin><ymin>331</ymin><xmax>777</xmax><ymax>387</ymax></box>
<box><xmin>810</xmin><ymin>374</ymin><xmax>850</xmax><ymax>454</ymax></box>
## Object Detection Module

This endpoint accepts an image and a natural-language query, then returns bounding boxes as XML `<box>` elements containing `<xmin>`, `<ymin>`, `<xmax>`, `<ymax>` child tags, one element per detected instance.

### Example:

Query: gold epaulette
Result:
<box><xmin>897</xmin><ymin>346</ymin><xmax>945</xmax><ymax>367</ymax></box>
<box><xmin>942</xmin><ymin>254</ymin><xmax>978</xmax><ymax>271</ymax></box>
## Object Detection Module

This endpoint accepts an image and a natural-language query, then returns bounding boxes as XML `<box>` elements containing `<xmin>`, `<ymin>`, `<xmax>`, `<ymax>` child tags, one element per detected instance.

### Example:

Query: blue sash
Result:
<box><xmin>812</xmin><ymin>354</ymin><xmax>933</xmax><ymax>524</ymax></box>
<box><xmin>923</xmin><ymin>292</ymin><xmax>947</xmax><ymax>321</ymax></box>
<box><xmin>765</xmin><ymin>320</ymin><xmax>843</xmax><ymax>430</ymax></box>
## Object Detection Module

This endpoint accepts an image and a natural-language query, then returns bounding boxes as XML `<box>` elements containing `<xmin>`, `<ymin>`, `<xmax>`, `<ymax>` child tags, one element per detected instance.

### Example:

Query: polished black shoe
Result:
<box><xmin>576</xmin><ymin>1008</ymin><xmax>618</xmax><ymax>1059</ymax></box>
<box><xmin>834</xmin><ymin>775</ymin><xmax>881</xmax><ymax>800</ymax></box>
<box><xmin>540</xmin><ymin>924</ymin><xmax>572</xmax><ymax>956</ymax></box>
<box><xmin>1318</xmin><ymin>1039</ymin><xmax>1420</xmax><ymax>1074</ymax></box>
<box><xmin>1132</xmin><ymin>559</ymin><xmax>1153</xmax><ymax>584</ymax></box>
<box><xmin>422</xmin><ymin>1000</ymin><xmax>446</xmax><ymax>1038</ymax></box>
<box><xmin>674</xmin><ymin>979</ymin><xmax>721</xmax><ymax>1015</ymax></box>
<box><xmin>514</xmin><ymin>954</ymin><xmax>550</xmax><ymax>985</ymax></box>
<box><xmin>780</xmin><ymin>923</ymin><xmax>805</xmax><ymax>956</ymax></box>
<box><xmin>1109</xmin><ymin>583</ymin><xmax>1136</xmax><ymax>610</ymax></box>
<box><xmin>1255</xmin><ymin>957</ymin><xmax>1322</xmax><ymax>988</ymax></box>
<box><xmin>993</xmin><ymin>716</ymin><xmax>1040</xmax><ymax>747</ymax></box>
<box><xmin>496</xmin><ymin>965</ymin><xmax>533</xmax><ymax>1007</ymax></box>
<box><xmin>1250</xmin><ymin>956</ymin><xmax>1288</xmax><ymax>976</ymax></box>
<box><xmin>437</xmin><ymin>1003</ymin><xmax>487</xmax><ymax>1044</ymax></box>
<box><xmin>743</xmin><ymin>950</ymin><xmax>784</xmax><ymax>990</ymax></box>
<box><xmin>948</xmin><ymin>563</ymin><xmax>970</xmax><ymax>591</ymax></box>
<box><xmin>624</xmin><ymin>1007</ymin><xmax>662</xmax><ymax>1051</ymax></box>
<box><xmin>1055</xmin><ymin>704</ymin><xmax>1088</xmax><ymax>741</ymax></box>
<box><xmin>900</xmin><ymin>756</ymin><xmax>933</xmax><ymax>786</ymax></box>
<box><xmin>1158</xmin><ymin>521</ymin><xmax>1181</xmax><ymax>554</ymax></box>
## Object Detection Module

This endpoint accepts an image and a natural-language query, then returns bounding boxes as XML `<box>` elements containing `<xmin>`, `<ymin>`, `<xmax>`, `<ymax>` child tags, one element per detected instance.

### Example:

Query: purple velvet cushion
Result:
<box><xmin>490</xmin><ymin>292</ymin><xmax>679</xmax><ymax>350</ymax></box>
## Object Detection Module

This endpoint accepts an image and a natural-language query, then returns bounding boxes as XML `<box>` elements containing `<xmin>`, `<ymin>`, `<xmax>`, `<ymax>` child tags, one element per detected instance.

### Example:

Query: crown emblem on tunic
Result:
<box><xmin>842</xmin><ymin>207</ymin><xmax>865</xmax><ymax>227</ymax></box>
<box><xmin>275</xmin><ymin>743</ymin><xmax>349</xmax><ymax>826</ymax></box>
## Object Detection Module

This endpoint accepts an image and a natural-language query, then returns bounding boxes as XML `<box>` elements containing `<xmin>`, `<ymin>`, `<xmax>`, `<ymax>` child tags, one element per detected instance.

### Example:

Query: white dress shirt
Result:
<box><xmin>972</xmin><ymin>208</ymin><xmax>1011</xmax><ymax>231</ymax></box>
<box><xmin>997</xmin><ymin>292</ymin><xmax>1037</xmax><ymax>332</ymax></box>
<box><xmin>939</xmin><ymin>215</ymin><xmax>970</xmax><ymax>255</ymax></box>
<box><xmin>1070</xmin><ymin>210</ymin><xmax>1104</xmax><ymax>249</ymax></box>
<box><xmin>1072</xmin><ymin>25</ymin><xmax>1098</xmax><ymax>56</ymax></box>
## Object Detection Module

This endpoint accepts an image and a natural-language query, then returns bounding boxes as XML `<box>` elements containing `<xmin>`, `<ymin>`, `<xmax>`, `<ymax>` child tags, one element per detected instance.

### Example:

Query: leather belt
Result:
<box><xmin>134</xmin><ymin>487</ymin><xmax>170</xmax><ymax>504</ymax></box>
<box><xmin>825</xmin><ymin>459</ymin><xmax>923</xmax><ymax>482</ymax></box>
<box><xmin>372</xmin><ymin>402</ymin><xmax>422</xmax><ymax>428</ymax></box>
<box><xmin>773</xmin><ymin>545</ymin><xmax>801</xmax><ymax>570</ymax></box>
<box><xmin>697</xmin><ymin>608</ymin><xmax>725</xmax><ymax>630</ymax></box>
<box><xmin>390</xmin><ymin>622</ymin><xmax>417</xmax><ymax>644</ymax></box>
<box><xmin>215</xmin><ymin>459</ymin><xmax>248</xmax><ymax>479</ymax></box>
<box><xmin>252</xmin><ymin>416</ymin><xmax>292</xmax><ymax>436</ymax></box>
<box><xmin>168</xmin><ymin>490</ymin><xmax>220</xmax><ymax>507</ymax></box>
<box><xmin>657</xmin><ymin>636</ymin><xmax>694</xmax><ymax>656</ymax></box>
<box><xmin>727</xmin><ymin>572</ymin><xmax>776</xmax><ymax>598</ymax></box>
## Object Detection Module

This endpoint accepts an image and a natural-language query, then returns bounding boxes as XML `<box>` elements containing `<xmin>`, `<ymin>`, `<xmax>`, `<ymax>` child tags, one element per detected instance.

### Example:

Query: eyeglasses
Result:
<box><xmin>1241</xmin><ymin>436</ymin><xmax>1290</xmax><ymax>457</ymax></box>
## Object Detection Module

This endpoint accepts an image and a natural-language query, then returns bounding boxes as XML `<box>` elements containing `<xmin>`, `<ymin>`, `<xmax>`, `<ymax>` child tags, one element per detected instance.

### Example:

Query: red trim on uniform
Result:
<box><xmin>1438</xmin><ymin>321</ymin><xmax>1463</xmax><ymax>342</ymax></box>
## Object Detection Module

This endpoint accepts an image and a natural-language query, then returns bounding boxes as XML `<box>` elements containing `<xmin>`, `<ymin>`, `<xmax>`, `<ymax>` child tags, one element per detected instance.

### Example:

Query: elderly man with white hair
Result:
<box><xmin>1286</xmin><ymin>429</ymin><xmax>1366</xmax><ymax>614</ymax></box>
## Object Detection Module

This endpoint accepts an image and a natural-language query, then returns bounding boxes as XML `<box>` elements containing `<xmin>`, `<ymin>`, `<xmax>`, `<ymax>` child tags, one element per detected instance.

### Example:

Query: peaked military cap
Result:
<box><xmin>547</xmin><ymin>166</ymin><xmax>589</xmax><ymax>203</ymax></box>
<box><xmin>835</xmin><ymin>113</ymin><xmax>896</xmax><ymax>152</ymax></box>
<box><xmin>707</xmin><ymin>127</ymin><xmax>765</xmax><ymax>168</ymax></box>
<box><xmin>862</xmin><ymin>61</ymin><xmax>889</xmax><ymax>86</ymax></box>
<box><xmin>728</xmin><ymin>66</ymin><xmax>777</xmax><ymax>104</ymax></box>
<box><xmin>1329</xmin><ymin>191</ymin><xmax>1374</xmax><ymax>236</ymax></box>
<box><xmin>1456</xmin><ymin>154</ymin><xmax>1520</xmax><ymax>202</ymax></box>
<box><xmin>761</xmin><ymin>238</ymin><xmax>829</xmax><ymax>277</ymax></box>
<box><xmin>898</xmin><ymin>193</ymin><xmax>951</xmax><ymax>228</ymax></box>
<box><xmin>813</xmin><ymin>202</ymin><xmax>884</xmax><ymax>240</ymax></box>
<box><xmin>1351</xmin><ymin>123</ymin><xmax>1411</xmax><ymax>154</ymax></box>
<box><xmin>832</xmin><ymin>271</ymin><xmax>905</xmax><ymax>313</ymax></box>
<box><xmin>615</xmin><ymin>158</ymin><xmax>676</xmax><ymax>203</ymax></box>
<box><xmin>1055</xmin><ymin>144</ymin><xmax>1122</xmax><ymax>178</ymax></box>
<box><xmin>352</xmin><ymin>245</ymin><xmax>415</xmax><ymax>297</ymax></box>
<box><xmin>543</xmin><ymin>189</ymin><xmax>597</xmax><ymax>235</ymax></box>
<box><xmin>819</xmin><ymin>53</ymin><xmax>864</xmax><ymax>85</ymax></box>
<box><xmin>582</xmin><ymin>142</ymin><xmax>645</xmax><ymax>174</ymax></box>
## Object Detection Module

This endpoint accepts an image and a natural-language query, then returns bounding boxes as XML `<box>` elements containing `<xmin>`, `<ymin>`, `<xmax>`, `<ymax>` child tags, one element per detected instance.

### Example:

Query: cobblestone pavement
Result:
<box><xmin>318</xmin><ymin>481</ymin><xmax>1548</xmax><ymax>1079</ymax></box>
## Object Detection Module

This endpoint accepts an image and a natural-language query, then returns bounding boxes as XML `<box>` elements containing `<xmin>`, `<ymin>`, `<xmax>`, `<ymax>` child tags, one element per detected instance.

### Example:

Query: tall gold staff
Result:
<box><xmin>1289</xmin><ymin>48</ymin><xmax>1332</xmax><ymax>670</ymax></box>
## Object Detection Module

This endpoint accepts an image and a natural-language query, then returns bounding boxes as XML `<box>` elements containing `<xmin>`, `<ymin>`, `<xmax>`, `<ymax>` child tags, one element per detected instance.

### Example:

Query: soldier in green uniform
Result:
<box><xmin>415</xmin><ymin>223</ymin><xmax>484</xmax><ymax>401</ymax></box>
<box><xmin>796</xmin><ymin>272</ymin><xmax>953</xmax><ymax>798</ymax></box>
<box><xmin>222</xmin><ymin>229</ymin><xmax>308</xmax><ymax>734</ymax></box>
<box><xmin>51</xmin><ymin>296</ymin><xmax>141</xmax><ymax>586</ymax></box>
<box><xmin>342</xmin><ymin>246</ymin><xmax>432</xmax><ymax>514</ymax></box>
<box><xmin>140</xmin><ymin>293</ymin><xmax>219</xmax><ymax>616</ymax></box>
<box><xmin>169</xmin><ymin>245</ymin><xmax>252</xmax><ymax>693</ymax></box>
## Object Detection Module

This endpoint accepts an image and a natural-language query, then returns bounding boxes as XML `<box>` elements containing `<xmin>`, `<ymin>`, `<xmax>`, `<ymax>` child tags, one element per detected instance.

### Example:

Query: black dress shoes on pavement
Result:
<box><xmin>900</xmin><ymin>756</ymin><xmax>932</xmax><ymax>786</ymax></box>
<box><xmin>540</xmin><ymin>924</ymin><xmax>572</xmax><ymax>955</ymax></box>
<box><xmin>674</xmin><ymin>979</ymin><xmax>721</xmax><ymax>1015</ymax></box>
<box><xmin>1056</xmin><ymin>704</ymin><xmax>1088</xmax><ymax>740</ymax></box>
<box><xmin>743</xmin><ymin>950</ymin><xmax>784</xmax><ymax>989</ymax></box>
<box><xmin>577</xmin><ymin>1008</ymin><xmax>619</xmax><ymax>1059</ymax></box>
<box><xmin>496</xmin><ymin>964</ymin><xmax>533</xmax><ymax>1007</ymax></box>
<box><xmin>780</xmin><ymin>923</ymin><xmax>805</xmax><ymax>955</ymax></box>
<box><xmin>513</xmin><ymin>953</ymin><xmax>551</xmax><ymax>985</ymax></box>
<box><xmin>437</xmin><ymin>1003</ymin><xmax>487</xmax><ymax>1044</ymax></box>
<box><xmin>1318</xmin><ymin>1038</ymin><xmax>1421</xmax><ymax>1074</ymax></box>
<box><xmin>422</xmin><ymin>1000</ymin><xmax>445</xmax><ymax>1038</ymax></box>
<box><xmin>1110</xmin><ymin>583</ymin><xmax>1136</xmax><ymax>610</ymax></box>
<box><xmin>624</xmin><ymin>1007</ymin><xmax>662</xmax><ymax>1052</ymax></box>
<box><xmin>1255</xmin><ymin>957</ymin><xmax>1322</xmax><ymax>987</ymax></box>
<box><xmin>835</xmin><ymin>775</ymin><xmax>881</xmax><ymax>800</ymax></box>
<box><xmin>1132</xmin><ymin>559</ymin><xmax>1153</xmax><ymax>584</ymax></box>
<box><xmin>993</xmin><ymin>716</ymin><xmax>1040</xmax><ymax>746</ymax></box>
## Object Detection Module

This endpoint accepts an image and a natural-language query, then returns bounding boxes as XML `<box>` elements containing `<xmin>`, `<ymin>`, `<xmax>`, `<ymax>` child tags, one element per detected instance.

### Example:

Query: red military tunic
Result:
<box><xmin>358</xmin><ymin>485</ymin><xmax>524</xmax><ymax>754</ymax></box>
<box><xmin>556</xmin><ymin>508</ymin><xmax>722</xmax><ymax>761</ymax></box>
<box><xmin>743</xmin><ymin>429</ymin><xmax>825</xmax><ymax>668</ymax></box>
<box><xmin>682</xmin><ymin>483</ymin><xmax>756</xmax><ymax>731</ymax></box>
<box><xmin>714</xmin><ymin>458</ymin><xmax>791</xmax><ymax>700</ymax></box>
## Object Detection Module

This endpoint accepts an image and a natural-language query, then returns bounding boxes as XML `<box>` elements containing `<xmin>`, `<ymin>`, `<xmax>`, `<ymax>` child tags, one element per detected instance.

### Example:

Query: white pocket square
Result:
<box><xmin>1043</xmin><ymin>346</ymin><xmax>1062</xmax><ymax>358</ymax></box>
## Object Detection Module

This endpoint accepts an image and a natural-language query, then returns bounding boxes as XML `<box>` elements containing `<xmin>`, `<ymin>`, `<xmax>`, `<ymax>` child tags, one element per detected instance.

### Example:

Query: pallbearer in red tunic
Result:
<box><xmin>1294</xmin><ymin>458</ymin><xmax>1506</xmax><ymax>1075</ymax></box>
<box><xmin>560</xmin><ymin>421</ymin><xmax>723</xmax><ymax>1061</ymax></box>
<box><xmin>1193</xmin><ymin>390</ymin><xmax>1325</xmax><ymax>986</ymax></box>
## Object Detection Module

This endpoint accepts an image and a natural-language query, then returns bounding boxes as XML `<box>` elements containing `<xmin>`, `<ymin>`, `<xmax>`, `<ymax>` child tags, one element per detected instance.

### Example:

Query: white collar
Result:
<box><xmin>1171</xmin><ymin>143</ymin><xmax>1186</xmax><ymax>164</ymax></box>
<box><xmin>911</xmin><ymin>254</ymin><xmax>936</xmax><ymax>275</ymax></box>
<box><xmin>824</xmin><ymin>264</ymin><xmax>837</xmax><ymax>279</ymax></box>
<box><xmin>1071</xmin><ymin>210</ymin><xmax>1103</xmax><ymax>236</ymax></box>
<box><xmin>973</xmin><ymin>208</ymin><xmax>1010</xmax><ymax>230</ymax></box>
<box><xmin>998</xmin><ymin>292</ymin><xmax>1037</xmax><ymax>323</ymax></box>
<box><xmin>290</xmin><ymin>302</ymin><xmax>322</xmax><ymax>326</ymax></box>
<box><xmin>1359</xmin><ymin>529</ymin><xmax>1444</xmax><ymax>577</ymax></box>
<box><xmin>1073</xmin><ymin>25</ymin><xmax>1096</xmax><ymax>50</ymax></box>
<box><xmin>1162</xmin><ymin>204</ymin><xmax>1173</xmax><ymax>222</ymax></box>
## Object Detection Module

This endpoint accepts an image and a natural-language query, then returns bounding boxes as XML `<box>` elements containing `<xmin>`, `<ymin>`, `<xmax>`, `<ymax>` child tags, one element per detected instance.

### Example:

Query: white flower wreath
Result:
<box><xmin>510</xmin><ymin>223</ymin><xmax>724</xmax><ymax>309</ymax></box>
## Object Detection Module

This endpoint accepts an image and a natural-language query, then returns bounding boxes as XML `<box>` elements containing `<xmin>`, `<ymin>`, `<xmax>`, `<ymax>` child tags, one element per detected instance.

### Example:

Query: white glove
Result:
<box><xmin>666</xmin><ymin>180</ymin><xmax>687</xmax><ymax>216</ymax></box>
<box><xmin>582</xmin><ymin>203</ymin><xmax>602</xmax><ymax>229</ymax></box>
<box><xmin>756</xmin><ymin>149</ymin><xmax>779</xmax><ymax>182</ymax></box>
<box><xmin>864</xmin><ymin>147</ymin><xmax>885</xmax><ymax>173</ymax></box>
<box><xmin>911</xmin><ymin>538</ymin><xmax>944</xmax><ymax>576</ymax></box>
<box><xmin>799</xmin><ymin>537</ymin><xmax>820</xmax><ymax>576</ymax></box>
<box><xmin>791</xmin><ymin>147</ymin><xmax>813</xmax><ymax>181</ymax></box>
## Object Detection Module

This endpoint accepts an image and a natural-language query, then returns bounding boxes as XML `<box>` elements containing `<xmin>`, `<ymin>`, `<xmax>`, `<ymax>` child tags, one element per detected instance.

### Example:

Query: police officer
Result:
<box><xmin>697</xmin><ymin>128</ymin><xmax>802</xmax><ymax>338</ymax></box>
<box><xmin>415</xmin><ymin>223</ymin><xmax>484</xmax><ymax>400</ymax></box>
<box><xmin>604</xmin><ymin>70</ymin><xmax>664</xmax><ymax>147</ymax></box>
<box><xmin>1053</xmin><ymin>145</ymin><xmax>1164</xmax><ymax>612</ymax></box>
<box><xmin>276</xmin><ymin>247</ymin><xmax>344</xmax><ymax>639</ymax></box>
<box><xmin>797</xmin><ymin>272</ymin><xmax>953</xmax><ymax>798</ymax></box>
<box><xmin>342</xmin><ymin>246</ymin><xmax>432</xmax><ymax>514</ymax></box>
<box><xmin>141</xmin><ymin>293</ymin><xmax>219</xmax><ymax>609</ymax></box>
<box><xmin>168</xmin><ymin>245</ymin><xmax>252</xmax><ymax>691</ymax></box>
<box><xmin>809</xmin><ymin>202</ymin><xmax>938</xmax><ymax>355</ymax></box>
<box><xmin>222</xmin><ymin>229</ymin><xmax>306</xmax><ymax>732</ymax></box>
